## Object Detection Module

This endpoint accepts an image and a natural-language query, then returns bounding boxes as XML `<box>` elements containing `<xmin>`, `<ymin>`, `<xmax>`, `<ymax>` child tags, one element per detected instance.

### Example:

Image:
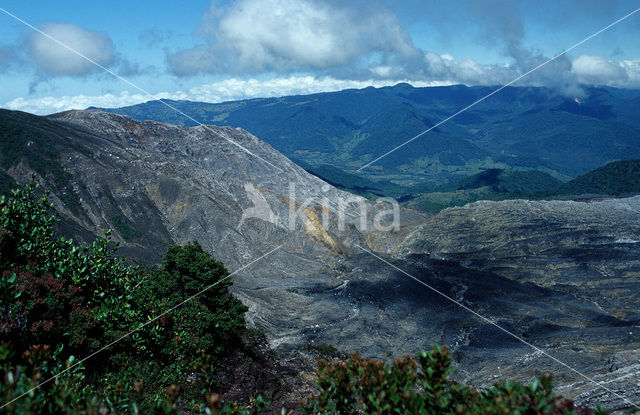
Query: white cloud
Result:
<box><xmin>25</xmin><ymin>23</ymin><xmax>115</xmax><ymax>76</ymax></box>
<box><xmin>571</xmin><ymin>54</ymin><xmax>630</xmax><ymax>86</ymax></box>
<box><xmin>370</xmin><ymin>65</ymin><xmax>394</xmax><ymax>77</ymax></box>
<box><xmin>415</xmin><ymin>51</ymin><xmax>517</xmax><ymax>86</ymax></box>
<box><xmin>162</xmin><ymin>0</ymin><xmax>639</xmax><ymax>92</ymax></box>
<box><xmin>418</xmin><ymin>51</ymin><xmax>640</xmax><ymax>92</ymax></box>
<box><xmin>618</xmin><ymin>60</ymin><xmax>640</xmax><ymax>88</ymax></box>
<box><xmin>183</xmin><ymin>77</ymin><xmax>450</xmax><ymax>102</ymax></box>
<box><xmin>423</xmin><ymin>52</ymin><xmax>448</xmax><ymax>75</ymax></box>
<box><xmin>7</xmin><ymin>54</ymin><xmax>640</xmax><ymax>116</ymax></box>
<box><xmin>3</xmin><ymin>76</ymin><xmax>453</xmax><ymax>115</ymax></box>
<box><xmin>167</xmin><ymin>0</ymin><xmax>417</xmax><ymax>76</ymax></box>
<box><xmin>4</xmin><ymin>92</ymin><xmax>149</xmax><ymax>115</ymax></box>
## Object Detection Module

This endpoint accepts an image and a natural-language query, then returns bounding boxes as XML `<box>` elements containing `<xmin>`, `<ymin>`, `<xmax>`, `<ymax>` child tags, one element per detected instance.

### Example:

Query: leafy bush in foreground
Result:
<box><xmin>0</xmin><ymin>178</ymin><xmax>254</xmax><ymax>413</ymax></box>
<box><xmin>303</xmin><ymin>344</ymin><xmax>608</xmax><ymax>415</ymax></box>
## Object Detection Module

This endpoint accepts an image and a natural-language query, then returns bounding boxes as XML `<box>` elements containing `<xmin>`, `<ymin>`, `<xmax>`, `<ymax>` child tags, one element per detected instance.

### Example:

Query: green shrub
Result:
<box><xmin>303</xmin><ymin>344</ymin><xmax>608</xmax><ymax>415</ymax></box>
<box><xmin>0</xmin><ymin>178</ymin><xmax>252</xmax><ymax>413</ymax></box>
<box><xmin>1</xmin><ymin>343</ymin><xmax>269</xmax><ymax>415</ymax></box>
<box><xmin>0</xmin><ymin>177</ymin><xmax>140</xmax><ymax>363</ymax></box>
<box><xmin>119</xmin><ymin>241</ymin><xmax>248</xmax><ymax>398</ymax></box>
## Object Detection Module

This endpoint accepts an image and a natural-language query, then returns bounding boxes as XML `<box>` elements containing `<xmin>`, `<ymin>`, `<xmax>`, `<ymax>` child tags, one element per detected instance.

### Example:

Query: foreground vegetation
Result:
<box><xmin>1</xmin><ymin>179</ymin><xmax>612</xmax><ymax>413</ymax></box>
<box><xmin>303</xmin><ymin>345</ymin><xmax>610</xmax><ymax>415</ymax></box>
<box><xmin>0</xmin><ymin>178</ymin><xmax>256</xmax><ymax>413</ymax></box>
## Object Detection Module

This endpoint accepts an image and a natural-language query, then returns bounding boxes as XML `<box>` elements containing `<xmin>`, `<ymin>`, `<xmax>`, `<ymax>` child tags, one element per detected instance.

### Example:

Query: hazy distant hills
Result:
<box><xmin>95</xmin><ymin>83</ymin><xmax>640</xmax><ymax>187</ymax></box>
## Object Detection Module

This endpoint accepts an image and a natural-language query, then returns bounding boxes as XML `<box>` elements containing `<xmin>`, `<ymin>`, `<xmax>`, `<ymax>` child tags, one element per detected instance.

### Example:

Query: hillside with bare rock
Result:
<box><xmin>2</xmin><ymin>108</ymin><xmax>639</xmax><ymax>411</ymax></box>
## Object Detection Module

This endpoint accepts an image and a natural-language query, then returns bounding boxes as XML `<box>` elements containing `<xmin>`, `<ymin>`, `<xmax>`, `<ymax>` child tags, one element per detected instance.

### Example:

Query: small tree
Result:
<box><xmin>132</xmin><ymin>242</ymin><xmax>247</xmax><ymax>362</ymax></box>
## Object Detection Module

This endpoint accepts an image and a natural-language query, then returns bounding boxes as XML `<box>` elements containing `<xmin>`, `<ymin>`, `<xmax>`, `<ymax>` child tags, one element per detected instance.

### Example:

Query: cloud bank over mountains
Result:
<box><xmin>1</xmin><ymin>0</ymin><xmax>639</xmax><ymax>114</ymax></box>
<box><xmin>164</xmin><ymin>0</ymin><xmax>640</xmax><ymax>92</ymax></box>
<box><xmin>4</xmin><ymin>76</ymin><xmax>452</xmax><ymax>115</ymax></box>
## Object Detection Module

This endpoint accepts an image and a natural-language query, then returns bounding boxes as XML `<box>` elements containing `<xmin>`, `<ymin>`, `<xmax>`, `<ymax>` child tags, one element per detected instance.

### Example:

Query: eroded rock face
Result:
<box><xmin>5</xmin><ymin>109</ymin><xmax>639</xmax><ymax>410</ymax></box>
<box><xmin>610</xmin><ymin>349</ymin><xmax>640</xmax><ymax>371</ymax></box>
<box><xmin>398</xmin><ymin>197</ymin><xmax>640</xmax><ymax>406</ymax></box>
<box><xmin>560</xmin><ymin>360</ymin><xmax>640</xmax><ymax>411</ymax></box>
<box><xmin>401</xmin><ymin>198</ymin><xmax>640</xmax><ymax>320</ymax></box>
<box><xmin>49</xmin><ymin>111</ymin><xmax>348</xmax><ymax>271</ymax></box>
<box><xmin>46</xmin><ymin>110</ymin><xmax>424</xmax><ymax>274</ymax></box>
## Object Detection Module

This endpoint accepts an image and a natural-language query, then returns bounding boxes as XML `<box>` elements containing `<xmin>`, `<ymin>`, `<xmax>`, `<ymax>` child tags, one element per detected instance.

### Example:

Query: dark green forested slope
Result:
<box><xmin>448</xmin><ymin>168</ymin><xmax>563</xmax><ymax>194</ymax></box>
<box><xmin>301</xmin><ymin>159</ymin><xmax>640</xmax><ymax>214</ymax></box>
<box><xmin>556</xmin><ymin>159</ymin><xmax>640</xmax><ymax>196</ymax></box>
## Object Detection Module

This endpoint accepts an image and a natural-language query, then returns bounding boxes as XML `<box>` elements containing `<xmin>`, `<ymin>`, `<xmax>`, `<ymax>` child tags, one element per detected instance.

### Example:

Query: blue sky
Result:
<box><xmin>1</xmin><ymin>0</ymin><xmax>639</xmax><ymax>114</ymax></box>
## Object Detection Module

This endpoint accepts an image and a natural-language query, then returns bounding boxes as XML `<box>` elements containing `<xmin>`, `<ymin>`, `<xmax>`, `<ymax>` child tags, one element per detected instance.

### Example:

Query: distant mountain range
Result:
<box><xmin>94</xmin><ymin>83</ymin><xmax>640</xmax><ymax>188</ymax></box>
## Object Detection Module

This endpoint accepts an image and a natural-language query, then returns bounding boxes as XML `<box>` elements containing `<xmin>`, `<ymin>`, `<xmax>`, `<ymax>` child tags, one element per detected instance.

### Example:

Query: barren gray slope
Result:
<box><xmin>399</xmin><ymin>197</ymin><xmax>640</xmax><ymax>407</ymax></box>
<box><xmin>400</xmin><ymin>197</ymin><xmax>640</xmax><ymax>320</ymax></box>
<box><xmin>49</xmin><ymin>109</ymin><xmax>421</xmax><ymax>274</ymax></box>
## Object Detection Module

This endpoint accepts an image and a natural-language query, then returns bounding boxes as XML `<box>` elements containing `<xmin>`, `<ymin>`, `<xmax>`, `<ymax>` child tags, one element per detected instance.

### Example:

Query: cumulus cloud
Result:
<box><xmin>167</xmin><ymin>0</ymin><xmax>418</xmax><ymax>76</ymax></box>
<box><xmin>416</xmin><ymin>51</ymin><xmax>515</xmax><ymax>86</ymax></box>
<box><xmin>459</xmin><ymin>1</ymin><xmax>584</xmax><ymax>93</ymax></box>
<box><xmin>5</xmin><ymin>1</ymin><xmax>639</xmax><ymax>115</ymax></box>
<box><xmin>163</xmin><ymin>0</ymin><xmax>535</xmax><ymax>86</ymax></box>
<box><xmin>25</xmin><ymin>23</ymin><xmax>115</xmax><ymax>76</ymax></box>
<box><xmin>618</xmin><ymin>60</ymin><xmax>640</xmax><ymax>87</ymax></box>
<box><xmin>3</xmin><ymin>76</ymin><xmax>452</xmax><ymax>115</ymax></box>
<box><xmin>9</xmin><ymin>56</ymin><xmax>639</xmax><ymax>116</ymax></box>
<box><xmin>4</xmin><ymin>92</ymin><xmax>147</xmax><ymax>115</ymax></box>
<box><xmin>163</xmin><ymin>0</ymin><xmax>640</xmax><ymax>93</ymax></box>
<box><xmin>421</xmin><ymin>0</ymin><xmax>638</xmax><ymax>94</ymax></box>
<box><xmin>571</xmin><ymin>54</ymin><xmax>629</xmax><ymax>86</ymax></box>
